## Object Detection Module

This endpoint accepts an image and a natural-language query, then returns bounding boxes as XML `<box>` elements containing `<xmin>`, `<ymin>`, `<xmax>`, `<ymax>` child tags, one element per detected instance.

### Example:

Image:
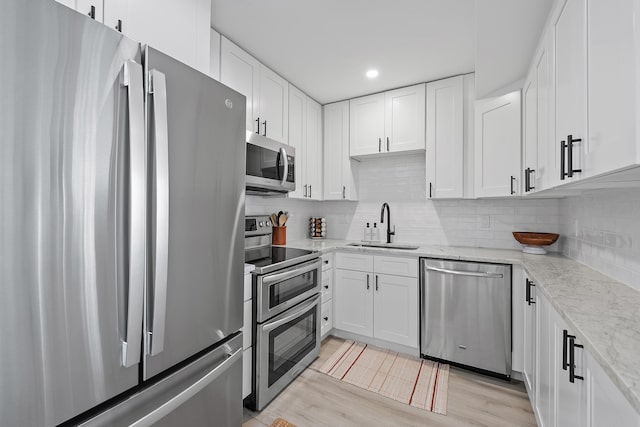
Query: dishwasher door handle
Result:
<box><xmin>425</xmin><ymin>266</ymin><xmax>504</xmax><ymax>279</ymax></box>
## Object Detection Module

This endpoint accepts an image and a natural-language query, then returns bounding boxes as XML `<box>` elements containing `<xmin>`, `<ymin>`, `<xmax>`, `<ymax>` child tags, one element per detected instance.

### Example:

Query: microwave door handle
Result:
<box><xmin>119</xmin><ymin>60</ymin><xmax>145</xmax><ymax>368</ymax></box>
<box><xmin>280</xmin><ymin>147</ymin><xmax>288</xmax><ymax>186</ymax></box>
<box><xmin>148</xmin><ymin>69</ymin><xmax>170</xmax><ymax>356</ymax></box>
<box><xmin>425</xmin><ymin>266</ymin><xmax>504</xmax><ymax>278</ymax></box>
<box><xmin>262</xmin><ymin>294</ymin><xmax>320</xmax><ymax>332</ymax></box>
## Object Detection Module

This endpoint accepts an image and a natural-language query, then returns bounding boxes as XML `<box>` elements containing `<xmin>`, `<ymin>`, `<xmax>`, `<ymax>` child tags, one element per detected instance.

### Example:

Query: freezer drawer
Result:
<box><xmin>79</xmin><ymin>334</ymin><xmax>243</xmax><ymax>427</ymax></box>
<box><xmin>420</xmin><ymin>259</ymin><xmax>511</xmax><ymax>377</ymax></box>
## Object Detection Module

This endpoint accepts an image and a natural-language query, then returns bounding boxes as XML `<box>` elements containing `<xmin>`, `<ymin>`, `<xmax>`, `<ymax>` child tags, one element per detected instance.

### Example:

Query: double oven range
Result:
<box><xmin>244</xmin><ymin>216</ymin><xmax>322</xmax><ymax>411</ymax></box>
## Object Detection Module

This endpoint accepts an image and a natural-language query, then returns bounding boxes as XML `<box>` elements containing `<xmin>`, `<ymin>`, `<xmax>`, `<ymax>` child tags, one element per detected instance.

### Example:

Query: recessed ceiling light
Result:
<box><xmin>366</xmin><ymin>69</ymin><xmax>379</xmax><ymax>79</ymax></box>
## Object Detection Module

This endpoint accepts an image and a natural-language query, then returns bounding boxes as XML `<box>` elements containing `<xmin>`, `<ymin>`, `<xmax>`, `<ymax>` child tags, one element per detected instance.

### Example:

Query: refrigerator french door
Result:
<box><xmin>0</xmin><ymin>1</ymin><xmax>245</xmax><ymax>426</ymax></box>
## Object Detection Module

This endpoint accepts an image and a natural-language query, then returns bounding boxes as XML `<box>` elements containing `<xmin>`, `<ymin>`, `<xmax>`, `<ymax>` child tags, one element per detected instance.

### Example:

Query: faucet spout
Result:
<box><xmin>380</xmin><ymin>202</ymin><xmax>395</xmax><ymax>244</ymax></box>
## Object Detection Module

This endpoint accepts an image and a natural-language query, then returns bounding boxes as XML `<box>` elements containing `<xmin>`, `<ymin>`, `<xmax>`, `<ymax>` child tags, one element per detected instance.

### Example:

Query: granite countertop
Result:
<box><xmin>285</xmin><ymin>238</ymin><xmax>640</xmax><ymax>413</ymax></box>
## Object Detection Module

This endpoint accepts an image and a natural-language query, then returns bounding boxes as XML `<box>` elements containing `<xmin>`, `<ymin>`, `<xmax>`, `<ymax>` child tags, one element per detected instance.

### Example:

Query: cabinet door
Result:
<box><xmin>555</xmin><ymin>314</ymin><xmax>585</xmax><ymax>427</ymax></box>
<box><xmin>288</xmin><ymin>85</ymin><xmax>307</xmax><ymax>199</ymax></box>
<box><xmin>584</xmin><ymin>351</ymin><xmax>640</xmax><ymax>427</ymax></box>
<box><xmin>536</xmin><ymin>292</ymin><xmax>555</xmax><ymax>427</ymax></box>
<box><xmin>334</xmin><ymin>269</ymin><xmax>373</xmax><ymax>337</ymax></box>
<box><xmin>550</xmin><ymin>0</ymin><xmax>587</xmax><ymax>186</ymax></box>
<box><xmin>426</xmin><ymin>76</ymin><xmax>464</xmax><ymax>199</ymax></box>
<box><xmin>585</xmin><ymin>0</ymin><xmax>639</xmax><ymax>177</ymax></box>
<box><xmin>349</xmin><ymin>93</ymin><xmax>385</xmax><ymax>156</ymax></box>
<box><xmin>523</xmin><ymin>72</ymin><xmax>537</xmax><ymax>194</ymax></box>
<box><xmin>125</xmin><ymin>0</ymin><xmax>210</xmax><ymax>72</ymax></box>
<box><xmin>324</xmin><ymin>101</ymin><xmax>356</xmax><ymax>200</ymax></box>
<box><xmin>305</xmin><ymin>97</ymin><xmax>323</xmax><ymax>200</ymax></box>
<box><xmin>373</xmin><ymin>274</ymin><xmax>418</xmax><ymax>348</ymax></box>
<box><xmin>259</xmin><ymin>65</ymin><xmax>288</xmax><ymax>144</ymax></box>
<box><xmin>535</xmin><ymin>38</ymin><xmax>551</xmax><ymax>191</ymax></box>
<box><xmin>220</xmin><ymin>37</ymin><xmax>260</xmax><ymax>133</ymax></box>
<box><xmin>321</xmin><ymin>300</ymin><xmax>333</xmax><ymax>339</ymax></box>
<box><xmin>474</xmin><ymin>91</ymin><xmax>522</xmax><ymax>198</ymax></box>
<box><xmin>384</xmin><ymin>84</ymin><xmax>426</xmax><ymax>153</ymax></box>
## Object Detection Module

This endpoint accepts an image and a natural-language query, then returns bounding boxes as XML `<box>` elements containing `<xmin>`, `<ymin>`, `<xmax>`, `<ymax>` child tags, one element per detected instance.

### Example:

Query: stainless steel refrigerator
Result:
<box><xmin>0</xmin><ymin>1</ymin><xmax>246</xmax><ymax>425</ymax></box>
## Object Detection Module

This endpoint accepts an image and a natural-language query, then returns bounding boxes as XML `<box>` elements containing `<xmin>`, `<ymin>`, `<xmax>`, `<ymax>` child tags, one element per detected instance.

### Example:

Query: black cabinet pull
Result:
<box><xmin>324</xmin><ymin>260</ymin><xmax>329</xmax><ymax>265</ymax></box>
<box><xmin>510</xmin><ymin>176</ymin><xmax>516</xmax><ymax>195</ymax></box>
<box><xmin>386</xmin><ymin>137</ymin><xmax>390</xmax><ymax>151</ymax></box>
<box><xmin>569</xmin><ymin>336</ymin><xmax>584</xmax><ymax>383</ymax></box>
<box><xmin>378</xmin><ymin>138</ymin><xmax>382</xmax><ymax>152</ymax></box>
<box><xmin>525</xmin><ymin>278</ymin><xmax>535</xmax><ymax>305</ymax></box>
<box><xmin>560</xmin><ymin>141</ymin><xmax>566</xmax><ymax>180</ymax></box>
<box><xmin>429</xmin><ymin>182</ymin><xmax>433</xmax><ymax>198</ymax></box>
<box><xmin>366</xmin><ymin>274</ymin><xmax>370</xmax><ymax>290</ymax></box>
<box><xmin>375</xmin><ymin>275</ymin><xmax>379</xmax><ymax>291</ymax></box>
<box><xmin>262</xmin><ymin>120</ymin><xmax>267</xmax><ymax>137</ymax></box>
<box><xmin>567</xmin><ymin>134</ymin><xmax>582</xmax><ymax>178</ymax></box>
<box><xmin>323</xmin><ymin>285</ymin><xmax>329</xmax><ymax>289</ymax></box>
<box><xmin>323</xmin><ymin>316</ymin><xmax>329</xmax><ymax>321</ymax></box>
<box><xmin>115</xmin><ymin>19</ymin><xmax>123</xmax><ymax>32</ymax></box>
<box><xmin>303</xmin><ymin>184</ymin><xmax>307</xmax><ymax>197</ymax></box>
<box><xmin>524</xmin><ymin>168</ymin><xmax>529</xmax><ymax>192</ymax></box>
<box><xmin>342</xmin><ymin>186</ymin><xmax>346</xmax><ymax>199</ymax></box>
<box><xmin>308</xmin><ymin>185</ymin><xmax>312</xmax><ymax>198</ymax></box>
<box><xmin>88</xmin><ymin>5</ymin><xmax>96</xmax><ymax>19</ymax></box>
<box><xmin>255</xmin><ymin>117</ymin><xmax>260</xmax><ymax>135</ymax></box>
<box><xmin>562</xmin><ymin>329</ymin><xmax>570</xmax><ymax>370</ymax></box>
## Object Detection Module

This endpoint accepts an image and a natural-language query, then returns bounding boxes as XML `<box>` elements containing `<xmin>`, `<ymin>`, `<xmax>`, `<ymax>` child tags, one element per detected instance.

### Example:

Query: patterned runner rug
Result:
<box><xmin>319</xmin><ymin>340</ymin><xmax>450</xmax><ymax>415</ymax></box>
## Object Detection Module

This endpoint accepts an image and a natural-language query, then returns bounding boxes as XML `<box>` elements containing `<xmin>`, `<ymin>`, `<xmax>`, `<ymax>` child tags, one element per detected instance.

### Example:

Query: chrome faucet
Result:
<box><xmin>380</xmin><ymin>202</ymin><xmax>395</xmax><ymax>244</ymax></box>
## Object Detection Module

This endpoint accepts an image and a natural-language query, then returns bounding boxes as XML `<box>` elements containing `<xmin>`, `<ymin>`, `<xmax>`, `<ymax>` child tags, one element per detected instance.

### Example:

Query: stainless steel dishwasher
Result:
<box><xmin>420</xmin><ymin>258</ymin><xmax>512</xmax><ymax>378</ymax></box>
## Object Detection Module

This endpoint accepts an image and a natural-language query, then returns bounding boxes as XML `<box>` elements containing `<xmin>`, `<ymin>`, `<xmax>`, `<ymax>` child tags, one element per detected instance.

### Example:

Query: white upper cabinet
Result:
<box><xmin>324</xmin><ymin>101</ymin><xmax>357</xmax><ymax>201</ymax></box>
<box><xmin>585</xmin><ymin>0</ymin><xmax>640</xmax><ymax>177</ymax></box>
<box><xmin>550</xmin><ymin>0</ymin><xmax>587</xmax><ymax>186</ymax></box>
<box><xmin>288</xmin><ymin>85</ymin><xmax>307</xmax><ymax>199</ymax></box>
<box><xmin>426</xmin><ymin>76</ymin><xmax>464</xmax><ymax>199</ymax></box>
<box><xmin>350</xmin><ymin>93</ymin><xmax>385</xmax><ymax>156</ymax></box>
<box><xmin>305</xmin><ymin>97</ymin><xmax>323</xmax><ymax>200</ymax></box>
<box><xmin>220</xmin><ymin>37</ymin><xmax>261</xmax><ymax>134</ymax></box>
<box><xmin>350</xmin><ymin>84</ymin><xmax>426</xmax><ymax>157</ymax></box>
<box><xmin>474</xmin><ymin>92</ymin><xmax>522</xmax><ymax>198</ymax></box>
<box><xmin>384</xmin><ymin>84</ymin><xmax>426</xmax><ymax>153</ymax></box>
<box><xmin>258</xmin><ymin>65</ymin><xmax>289</xmax><ymax>144</ymax></box>
<box><xmin>522</xmin><ymin>72</ymin><xmax>538</xmax><ymax>194</ymax></box>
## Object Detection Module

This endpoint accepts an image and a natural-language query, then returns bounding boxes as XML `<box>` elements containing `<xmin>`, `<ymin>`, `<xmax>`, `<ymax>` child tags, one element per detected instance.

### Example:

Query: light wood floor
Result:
<box><xmin>243</xmin><ymin>336</ymin><xmax>536</xmax><ymax>427</ymax></box>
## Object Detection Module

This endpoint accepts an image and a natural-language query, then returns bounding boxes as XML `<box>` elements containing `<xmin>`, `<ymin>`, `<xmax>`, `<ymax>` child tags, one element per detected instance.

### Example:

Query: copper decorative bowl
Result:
<box><xmin>512</xmin><ymin>232</ymin><xmax>559</xmax><ymax>255</ymax></box>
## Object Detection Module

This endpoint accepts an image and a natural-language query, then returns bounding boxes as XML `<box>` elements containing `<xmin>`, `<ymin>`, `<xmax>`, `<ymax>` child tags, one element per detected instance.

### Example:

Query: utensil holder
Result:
<box><xmin>272</xmin><ymin>226</ymin><xmax>286</xmax><ymax>246</ymax></box>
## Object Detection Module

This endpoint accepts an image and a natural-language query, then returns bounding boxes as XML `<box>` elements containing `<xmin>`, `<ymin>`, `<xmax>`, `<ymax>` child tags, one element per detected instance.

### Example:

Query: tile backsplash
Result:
<box><xmin>247</xmin><ymin>153</ymin><xmax>562</xmax><ymax>250</ymax></box>
<box><xmin>559</xmin><ymin>189</ymin><xmax>640</xmax><ymax>290</ymax></box>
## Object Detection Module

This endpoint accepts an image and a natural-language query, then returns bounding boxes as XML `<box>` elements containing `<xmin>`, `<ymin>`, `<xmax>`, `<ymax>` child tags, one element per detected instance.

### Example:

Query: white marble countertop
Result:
<box><xmin>284</xmin><ymin>238</ymin><xmax>640</xmax><ymax>413</ymax></box>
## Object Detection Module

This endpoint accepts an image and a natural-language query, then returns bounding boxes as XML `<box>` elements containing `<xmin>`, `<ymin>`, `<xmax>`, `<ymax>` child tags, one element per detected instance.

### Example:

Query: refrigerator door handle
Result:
<box><xmin>129</xmin><ymin>347</ymin><xmax>242</xmax><ymax>427</ymax></box>
<box><xmin>120</xmin><ymin>60</ymin><xmax>146</xmax><ymax>368</ymax></box>
<box><xmin>148</xmin><ymin>69</ymin><xmax>170</xmax><ymax>356</ymax></box>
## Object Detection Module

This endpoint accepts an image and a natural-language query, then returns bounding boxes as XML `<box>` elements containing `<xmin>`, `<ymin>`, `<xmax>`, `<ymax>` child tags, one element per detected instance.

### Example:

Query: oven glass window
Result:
<box><xmin>268</xmin><ymin>306</ymin><xmax>317</xmax><ymax>387</ymax></box>
<box><xmin>269</xmin><ymin>270</ymin><xmax>317</xmax><ymax>309</ymax></box>
<box><xmin>246</xmin><ymin>143</ymin><xmax>294</xmax><ymax>183</ymax></box>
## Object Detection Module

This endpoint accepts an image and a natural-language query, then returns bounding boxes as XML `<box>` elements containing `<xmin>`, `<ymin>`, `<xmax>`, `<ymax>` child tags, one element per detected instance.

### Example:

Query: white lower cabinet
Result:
<box><xmin>533</xmin><ymin>287</ymin><xmax>640</xmax><ymax>427</ymax></box>
<box><xmin>334</xmin><ymin>253</ymin><xmax>418</xmax><ymax>349</ymax></box>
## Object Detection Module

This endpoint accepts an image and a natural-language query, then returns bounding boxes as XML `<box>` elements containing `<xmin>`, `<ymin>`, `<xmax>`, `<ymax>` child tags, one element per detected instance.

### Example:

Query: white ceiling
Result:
<box><xmin>211</xmin><ymin>0</ymin><xmax>553</xmax><ymax>104</ymax></box>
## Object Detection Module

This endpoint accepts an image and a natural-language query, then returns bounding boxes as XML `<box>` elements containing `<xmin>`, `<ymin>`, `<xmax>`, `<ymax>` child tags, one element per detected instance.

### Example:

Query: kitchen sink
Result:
<box><xmin>346</xmin><ymin>242</ymin><xmax>420</xmax><ymax>250</ymax></box>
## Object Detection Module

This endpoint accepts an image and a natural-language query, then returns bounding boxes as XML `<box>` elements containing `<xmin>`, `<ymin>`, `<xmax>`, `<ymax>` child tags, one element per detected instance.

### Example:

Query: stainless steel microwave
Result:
<box><xmin>246</xmin><ymin>132</ymin><xmax>295</xmax><ymax>195</ymax></box>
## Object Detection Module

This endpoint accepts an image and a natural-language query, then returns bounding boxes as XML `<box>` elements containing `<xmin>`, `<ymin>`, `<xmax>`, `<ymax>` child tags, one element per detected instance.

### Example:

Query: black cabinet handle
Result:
<box><xmin>378</xmin><ymin>138</ymin><xmax>382</xmax><ymax>152</ymax></box>
<box><xmin>88</xmin><ymin>5</ymin><xmax>96</xmax><ymax>19</ymax></box>
<box><xmin>560</xmin><ymin>140</ymin><xmax>566</xmax><ymax>180</ymax></box>
<box><xmin>569</xmin><ymin>336</ymin><xmax>584</xmax><ymax>383</ymax></box>
<box><xmin>567</xmin><ymin>134</ymin><xmax>582</xmax><ymax>178</ymax></box>
<box><xmin>323</xmin><ymin>285</ymin><xmax>329</xmax><ymax>289</ymax></box>
<box><xmin>342</xmin><ymin>186</ymin><xmax>346</xmax><ymax>199</ymax></box>
<box><xmin>324</xmin><ymin>260</ymin><xmax>329</xmax><ymax>265</ymax></box>
<box><xmin>429</xmin><ymin>182</ymin><xmax>433</xmax><ymax>198</ymax></box>
<box><xmin>524</xmin><ymin>168</ymin><xmax>529</xmax><ymax>192</ymax></box>
<box><xmin>510</xmin><ymin>176</ymin><xmax>516</xmax><ymax>195</ymax></box>
<box><xmin>255</xmin><ymin>117</ymin><xmax>260</xmax><ymax>135</ymax></box>
<box><xmin>525</xmin><ymin>278</ymin><xmax>535</xmax><ymax>305</ymax></box>
<box><xmin>308</xmin><ymin>185</ymin><xmax>312</xmax><ymax>198</ymax></box>
<box><xmin>115</xmin><ymin>19</ymin><xmax>123</xmax><ymax>32</ymax></box>
<box><xmin>386</xmin><ymin>137</ymin><xmax>390</xmax><ymax>151</ymax></box>
<box><xmin>323</xmin><ymin>316</ymin><xmax>329</xmax><ymax>321</ymax></box>
<box><xmin>366</xmin><ymin>274</ymin><xmax>370</xmax><ymax>290</ymax></box>
<box><xmin>262</xmin><ymin>120</ymin><xmax>267</xmax><ymax>137</ymax></box>
<box><xmin>375</xmin><ymin>275</ymin><xmax>379</xmax><ymax>291</ymax></box>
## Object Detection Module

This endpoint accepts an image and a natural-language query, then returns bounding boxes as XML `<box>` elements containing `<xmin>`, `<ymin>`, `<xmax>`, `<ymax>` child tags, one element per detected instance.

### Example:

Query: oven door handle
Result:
<box><xmin>262</xmin><ymin>259</ymin><xmax>322</xmax><ymax>285</ymax></box>
<box><xmin>262</xmin><ymin>294</ymin><xmax>320</xmax><ymax>333</ymax></box>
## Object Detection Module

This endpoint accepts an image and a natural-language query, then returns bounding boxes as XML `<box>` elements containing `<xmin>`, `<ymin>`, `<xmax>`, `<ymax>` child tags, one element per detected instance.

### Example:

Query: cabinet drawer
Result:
<box><xmin>321</xmin><ymin>253</ymin><xmax>334</xmax><ymax>271</ymax></box>
<box><xmin>244</xmin><ymin>273</ymin><xmax>252</xmax><ymax>302</ymax></box>
<box><xmin>374</xmin><ymin>255</ymin><xmax>418</xmax><ymax>278</ymax></box>
<box><xmin>336</xmin><ymin>252</ymin><xmax>374</xmax><ymax>271</ymax></box>
<box><xmin>321</xmin><ymin>270</ymin><xmax>333</xmax><ymax>304</ymax></box>
<box><xmin>242</xmin><ymin>300</ymin><xmax>252</xmax><ymax>350</ymax></box>
<box><xmin>242</xmin><ymin>348</ymin><xmax>252</xmax><ymax>399</ymax></box>
<box><xmin>321</xmin><ymin>300</ymin><xmax>333</xmax><ymax>338</ymax></box>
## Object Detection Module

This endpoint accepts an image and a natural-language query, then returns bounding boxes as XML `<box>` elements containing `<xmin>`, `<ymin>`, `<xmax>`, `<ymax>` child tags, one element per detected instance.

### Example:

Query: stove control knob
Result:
<box><xmin>266</xmin><ymin>221</ymin><xmax>271</xmax><ymax>227</ymax></box>
<box><xmin>259</xmin><ymin>221</ymin><xmax>264</xmax><ymax>227</ymax></box>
